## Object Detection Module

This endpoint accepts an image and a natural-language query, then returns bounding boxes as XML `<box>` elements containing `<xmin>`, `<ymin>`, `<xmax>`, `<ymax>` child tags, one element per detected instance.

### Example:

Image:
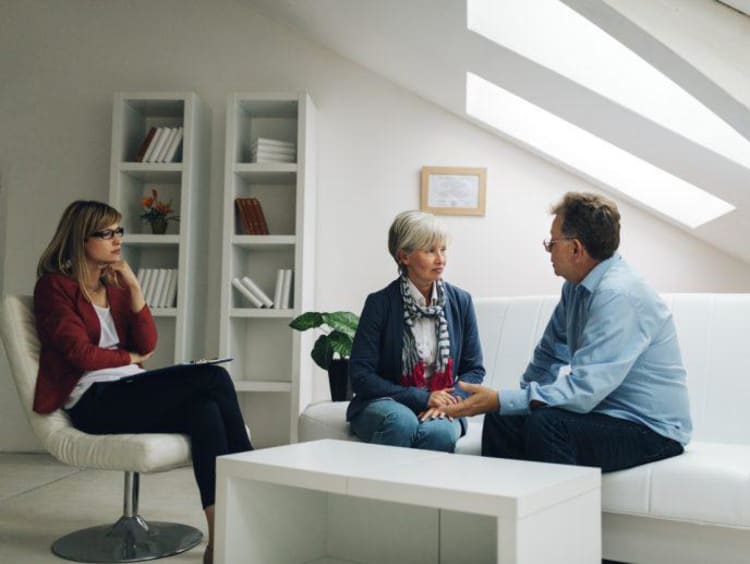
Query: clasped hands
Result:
<box><xmin>420</xmin><ymin>382</ymin><xmax>501</xmax><ymax>421</ymax></box>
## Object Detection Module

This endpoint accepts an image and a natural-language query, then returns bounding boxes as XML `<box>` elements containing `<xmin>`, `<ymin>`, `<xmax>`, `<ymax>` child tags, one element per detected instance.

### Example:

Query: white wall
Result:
<box><xmin>2</xmin><ymin>0</ymin><xmax>750</xmax><ymax>451</ymax></box>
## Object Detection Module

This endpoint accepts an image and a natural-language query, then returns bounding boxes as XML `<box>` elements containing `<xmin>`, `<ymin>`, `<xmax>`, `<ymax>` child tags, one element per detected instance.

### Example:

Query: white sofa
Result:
<box><xmin>298</xmin><ymin>294</ymin><xmax>750</xmax><ymax>564</ymax></box>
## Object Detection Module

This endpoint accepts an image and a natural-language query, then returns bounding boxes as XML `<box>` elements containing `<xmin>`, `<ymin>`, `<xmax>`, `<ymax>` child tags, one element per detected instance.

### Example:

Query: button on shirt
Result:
<box><xmin>407</xmin><ymin>279</ymin><xmax>438</xmax><ymax>382</ymax></box>
<box><xmin>499</xmin><ymin>255</ymin><xmax>692</xmax><ymax>445</ymax></box>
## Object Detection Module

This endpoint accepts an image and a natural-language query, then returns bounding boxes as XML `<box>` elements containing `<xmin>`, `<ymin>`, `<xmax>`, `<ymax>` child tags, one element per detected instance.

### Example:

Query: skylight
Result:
<box><xmin>466</xmin><ymin>72</ymin><xmax>735</xmax><ymax>228</ymax></box>
<box><xmin>467</xmin><ymin>0</ymin><xmax>750</xmax><ymax>171</ymax></box>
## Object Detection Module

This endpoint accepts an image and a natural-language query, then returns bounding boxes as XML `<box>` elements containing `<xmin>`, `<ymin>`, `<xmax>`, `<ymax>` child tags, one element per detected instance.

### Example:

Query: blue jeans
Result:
<box><xmin>350</xmin><ymin>399</ymin><xmax>461</xmax><ymax>452</ymax></box>
<box><xmin>482</xmin><ymin>408</ymin><xmax>683</xmax><ymax>472</ymax></box>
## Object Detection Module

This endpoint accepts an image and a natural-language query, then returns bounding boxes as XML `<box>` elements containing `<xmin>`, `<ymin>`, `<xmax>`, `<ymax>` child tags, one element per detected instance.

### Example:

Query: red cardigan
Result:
<box><xmin>33</xmin><ymin>273</ymin><xmax>157</xmax><ymax>414</ymax></box>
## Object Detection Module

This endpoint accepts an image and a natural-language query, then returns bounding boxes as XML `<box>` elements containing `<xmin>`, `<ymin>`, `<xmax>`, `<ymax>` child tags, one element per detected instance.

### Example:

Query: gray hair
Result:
<box><xmin>388</xmin><ymin>210</ymin><xmax>449</xmax><ymax>273</ymax></box>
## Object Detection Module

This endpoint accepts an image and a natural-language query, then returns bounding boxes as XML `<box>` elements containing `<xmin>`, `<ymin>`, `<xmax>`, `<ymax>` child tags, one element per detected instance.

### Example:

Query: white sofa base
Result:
<box><xmin>603</xmin><ymin>513</ymin><xmax>750</xmax><ymax>564</ymax></box>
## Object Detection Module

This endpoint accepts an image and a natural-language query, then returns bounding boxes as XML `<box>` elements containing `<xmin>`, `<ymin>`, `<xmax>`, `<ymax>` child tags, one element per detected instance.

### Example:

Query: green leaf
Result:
<box><xmin>322</xmin><ymin>311</ymin><xmax>359</xmax><ymax>339</ymax></box>
<box><xmin>289</xmin><ymin>312</ymin><xmax>324</xmax><ymax>331</ymax></box>
<box><xmin>311</xmin><ymin>334</ymin><xmax>333</xmax><ymax>370</ymax></box>
<box><xmin>327</xmin><ymin>330</ymin><xmax>353</xmax><ymax>359</ymax></box>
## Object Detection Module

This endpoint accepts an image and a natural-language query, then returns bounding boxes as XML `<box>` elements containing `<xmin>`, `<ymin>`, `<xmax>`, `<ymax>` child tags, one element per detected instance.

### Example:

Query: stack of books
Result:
<box><xmin>231</xmin><ymin>269</ymin><xmax>293</xmax><ymax>309</ymax></box>
<box><xmin>234</xmin><ymin>197</ymin><xmax>269</xmax><ymax>234</ymax></box>
<box><xmin>134</xmin><ymin>126</ymin><xmax>184</xmax><ymax>163</ymax></box>
<box><xmin>136</xmin><ymin>268</ymin><xmax>178</xmax><ymax>308</ymax></box>
<box><xmin>251</xmin><ymin>137</ymin><xmax>296</xmax><ymax>163</ymax></box>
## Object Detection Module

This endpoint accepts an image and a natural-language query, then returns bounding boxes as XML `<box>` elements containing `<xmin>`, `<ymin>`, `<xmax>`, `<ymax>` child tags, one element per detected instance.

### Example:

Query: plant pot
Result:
<box><xmin>150</xmin><ymin>218</ymin><xmax>168</xmax><ymax>234</ymax></box>
<box><xmin>328</xmin><ymin>358</ymin><xmax>352</xmax><ymax>402</ymax></box>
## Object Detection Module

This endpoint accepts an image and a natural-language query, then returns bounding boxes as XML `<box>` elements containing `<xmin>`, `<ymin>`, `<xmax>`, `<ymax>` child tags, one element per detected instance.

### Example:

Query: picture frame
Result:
<box><xmin>420</xmin><ymin>166</ymin><xmax>487</xmax><ymax>216</ymax></box>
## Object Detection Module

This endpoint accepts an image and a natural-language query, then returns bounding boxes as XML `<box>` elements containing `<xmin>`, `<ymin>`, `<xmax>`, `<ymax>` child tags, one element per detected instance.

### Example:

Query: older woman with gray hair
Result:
<box><xmin>345</xmin><ymin>210</ymin><xmax>485</xmax><ymax>451</ymax></box>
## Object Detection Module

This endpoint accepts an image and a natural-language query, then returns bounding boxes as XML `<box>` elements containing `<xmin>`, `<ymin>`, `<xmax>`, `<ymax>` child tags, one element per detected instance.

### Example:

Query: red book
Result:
<box><xmin>234</xmin><ymin>198</ymin><xmax>253</xmax><ymax>234</ymax></box>
<box><xmin>249</xmin><ymin>198</ymin><xmax>269</xmax><ymax>235</ymax></box>
<box><xmin>134</xmin><ymin>127</ymin><xmax>157</xmax><ymax>162</ymax></box>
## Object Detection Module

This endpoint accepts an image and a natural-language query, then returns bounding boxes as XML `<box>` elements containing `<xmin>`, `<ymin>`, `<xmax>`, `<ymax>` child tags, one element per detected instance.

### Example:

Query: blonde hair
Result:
<box><xmin>37</xmin><ymin>200</ymin><xmax>122</xmax><ymax>302</ymax></box>
<box><xmin>388</xmin><ymin>210</ymin><xmax>449</xmax><ymax>274</ymax></box>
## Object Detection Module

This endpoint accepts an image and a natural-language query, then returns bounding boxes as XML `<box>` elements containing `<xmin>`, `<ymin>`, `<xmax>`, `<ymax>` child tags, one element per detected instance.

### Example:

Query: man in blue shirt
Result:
<box><xmin>444</xmin><ymin>192</ymin><xmax>691</xmax><ymax>472</ymax></box>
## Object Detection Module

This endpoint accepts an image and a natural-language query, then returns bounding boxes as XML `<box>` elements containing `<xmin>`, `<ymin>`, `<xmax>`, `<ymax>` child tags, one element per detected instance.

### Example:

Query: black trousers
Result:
<box><xmin>68</xmin><ymin>364</ymin><xmax>253</xmax><ymax>508</ymax></box>
<box><xmin>482</xmin><ymin>408</ymin><xmax>684</xmax><ymax>473</ymax></box>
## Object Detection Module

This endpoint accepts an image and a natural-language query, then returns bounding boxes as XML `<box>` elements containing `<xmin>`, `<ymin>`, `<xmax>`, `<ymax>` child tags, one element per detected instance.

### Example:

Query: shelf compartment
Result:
<box><xmin>234</xmin><ymin>173</ymin><xmax>297</xmax><ymax>236</ymax></box>
<box><xmin>234</xmin><ymin>98</ymin><xmax>298</xmax><ymax>165</ymax></box>
<box><xmin>227</xmin><ymin>317</ymin><xmax>293</xmax><ymax>384</ymax></box>
<box><xmin>111</xmin><ymin>170</ymin><xmax>182</xmax><ymax>236</ymax></box>
<box><xmin>117</xmin><ymin>98</ymin><xmax>185</xmax><ymax>163</ymax></box>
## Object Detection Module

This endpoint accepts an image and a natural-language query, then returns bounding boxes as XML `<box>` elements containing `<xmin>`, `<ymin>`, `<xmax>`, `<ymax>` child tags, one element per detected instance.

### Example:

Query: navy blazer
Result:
<box><xmin>346</xmin><ymin>279</ymin><xmax>485</xmax><ymax>434</ymax></box>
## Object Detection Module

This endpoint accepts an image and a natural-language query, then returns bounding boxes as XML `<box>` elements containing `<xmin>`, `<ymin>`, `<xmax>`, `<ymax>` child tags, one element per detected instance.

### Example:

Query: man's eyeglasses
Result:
<box><xmin>90</xmin><ymin>227</ymin><xmax>125</xmax><ymax>240</ymax></box>
<box><xmin>542</xmin><ymin>237</ymin><xmax>574</xmax><ymax>252</ymax></box>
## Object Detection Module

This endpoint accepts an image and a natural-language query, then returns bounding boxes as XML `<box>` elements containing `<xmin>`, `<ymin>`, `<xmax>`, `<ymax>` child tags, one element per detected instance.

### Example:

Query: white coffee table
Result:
<box><xmin>215</xmin><ymin>439</ymin><xmax>600</xmax><ymax>564</ymax></box>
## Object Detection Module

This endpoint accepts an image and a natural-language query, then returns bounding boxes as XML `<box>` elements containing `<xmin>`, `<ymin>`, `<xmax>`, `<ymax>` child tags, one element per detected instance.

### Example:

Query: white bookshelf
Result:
<box><xmin>219</xmin><ymin>92</ymin><xmax>316</xmax><ymax>447</ymax></box>
<box><xmin>108</xmin><ymin>92</ymin><xmax>210</xmax><ymax>368</ymax></box>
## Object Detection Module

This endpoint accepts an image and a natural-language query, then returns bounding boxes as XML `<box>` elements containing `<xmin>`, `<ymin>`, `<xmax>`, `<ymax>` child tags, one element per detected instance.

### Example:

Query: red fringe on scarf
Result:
<box><xmin>401</xmin><ymin>357</ymin><xmax>453</xmax><ymax>391</ymax></box>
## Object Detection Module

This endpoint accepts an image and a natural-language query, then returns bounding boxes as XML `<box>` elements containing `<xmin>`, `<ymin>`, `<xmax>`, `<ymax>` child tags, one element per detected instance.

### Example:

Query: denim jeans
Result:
<box><xmin>482</xmin><ymin>408</ymin><xmax>684</xmax><ymax>472</ymax></box>
<box><xmin>350</xmin><ymin>398</ymin><xmax>461</xmax><ymax>452</ymax></box>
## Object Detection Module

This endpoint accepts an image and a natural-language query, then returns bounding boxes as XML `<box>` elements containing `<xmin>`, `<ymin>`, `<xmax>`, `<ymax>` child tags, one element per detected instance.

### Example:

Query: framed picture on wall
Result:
<box><xmin>420</xmin><ymin>166</ymin><xmax>487</xmax><ymax>216</ymax></box>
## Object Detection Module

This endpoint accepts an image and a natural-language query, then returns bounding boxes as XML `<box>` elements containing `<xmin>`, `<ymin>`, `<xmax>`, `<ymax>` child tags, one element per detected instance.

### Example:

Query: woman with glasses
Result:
<box><xmin>33</xmin><ymin>200</ymin><xmax>251</xmax><ymax>564</ymax></box>
<box><xmin>346</xmin><ymin>210</ymin><xmax>485</xmax><ymax>452</ymax></box>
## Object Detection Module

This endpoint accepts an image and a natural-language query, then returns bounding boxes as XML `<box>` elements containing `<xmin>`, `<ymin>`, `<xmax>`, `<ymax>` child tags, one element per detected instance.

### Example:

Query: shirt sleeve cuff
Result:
<box><xmin>499</xmin><ymin>388</ymin><xmax>530</xmax><ymax>415</ymax></box>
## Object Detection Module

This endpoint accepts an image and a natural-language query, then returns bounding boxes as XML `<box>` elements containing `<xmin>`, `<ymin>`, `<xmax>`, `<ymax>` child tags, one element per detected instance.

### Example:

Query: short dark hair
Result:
<box><xmin>551</xmin><ymin>192</ymin><xmax>620</xmax><ymax>260</ymax></box>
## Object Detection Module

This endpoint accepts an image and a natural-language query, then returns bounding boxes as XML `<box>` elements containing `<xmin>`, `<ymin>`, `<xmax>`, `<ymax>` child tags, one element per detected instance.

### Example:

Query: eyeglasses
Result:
<box><xmin>90</xmin><ymin>227</ymin><xmax>125</xmax><ymax>240</ymax></box>
<box><xmin>542</xmin><ymin>237</ymin><xmax>574</xmax><ymax>252</ymax></box>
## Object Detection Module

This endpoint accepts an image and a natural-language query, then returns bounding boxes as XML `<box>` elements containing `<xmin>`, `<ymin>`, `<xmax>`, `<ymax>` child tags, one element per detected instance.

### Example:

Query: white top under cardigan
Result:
<box><xmin>406</xmin><ymin>278</ymin><xmax>438</xmax><ymax>383</ymax></box>
<box><xmin>64</xmin><ymin>304</ymin><xmax>145</xmax><ymax>408</ymax></box>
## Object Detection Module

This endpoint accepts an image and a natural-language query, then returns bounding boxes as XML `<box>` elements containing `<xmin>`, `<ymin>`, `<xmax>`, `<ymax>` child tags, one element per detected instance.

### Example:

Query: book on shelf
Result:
<box><xmin>151</xmin><ymin>269</ymin><xmax>168</xmax><ymax>307</ymax></box>
<box><xmin>231</xmin><ymin>277</ymin><xmax>263</xmax><ymax>308</ymax></box>
<box><xmin>165</xmin><ymin>269</ymin><xmax>178</xmax><ymax>307</ymax></box>
<box><xmin>157</xmin><ymin>269</ymin><xmax>173</xmax><ymax>308</ymax></box>
<box><xmin>273</xmin><ymin>269</ymin><xmax>284</xmax><ymax>309</ymax></box>
<box><xmin>252</xmin><ymin>153</ymin><xmax>295</xmax><ymax>164</ymax></box>
<box><xmin>240</xmin><ymin>276</ymin><xmax>274</xmax><ymax>308</ymax></box>
<box><xmin>234</xmin><ymin>197</ymin><xmax>269</xmax><ymax>234</ymax></box>
<box><xmin>140</xmin><ymin>269</ymin><xmax>156</xmax><ymax>306</ymax></box>
<box><xmin>135</xmin><ymin>127</ymin><xmax>157</xmax><ymax>162</ymax></box>
<box><xmin>281</xmin><ymin>268</ymin><xmax>293</xmax><ymax>309</ymax></box>
<box><xmin>254</xmin><ymin>137</ymin><xmax>296</xmax><ymax>149</ymax></box>
<box><xmin>252</xmin><ymin>146</ymin><xmax>296</xmax><ymax>157</ymax></box>
<box><xmin>142</xmin><ymin>127</ymin><xmax>166</xmax><ymax>163</ymax></box>
<box><xmin>163</xmin><ymin>126</ymin><xmax>183</xmax><ymax>163</ymax></box>
<box><xmin>154</xmin><ymin>128</ymin><xmax>177</xmax><ymax>162</ymax></box>
<box><xmin>248</xmin><ymin>198</ymin><xmax>269</xmax><ymax>234</ymax></box>
<box><xmin>147</xmin><ymin>127</ymin><xmax>172</xmax><ymax>163</ymax></box>
<box><xmin>234</xmin><ymin>198</ymin><xmax>253</xmax><ymax>234</ymax></box>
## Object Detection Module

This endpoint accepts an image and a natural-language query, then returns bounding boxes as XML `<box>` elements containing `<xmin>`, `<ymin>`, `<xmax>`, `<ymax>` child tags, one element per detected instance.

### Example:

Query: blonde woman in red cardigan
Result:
<box><xmin>34</xmin><ymin>200</ymin><xmax>251</xmax><ymax>564</ymax></box>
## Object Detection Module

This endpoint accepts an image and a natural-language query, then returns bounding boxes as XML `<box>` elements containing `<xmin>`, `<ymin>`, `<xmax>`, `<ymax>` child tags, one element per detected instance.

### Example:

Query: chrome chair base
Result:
<box><xmin>51</xmin><ymin>515</ymin><xmax>203</xmax><ymax>563</ymax></box>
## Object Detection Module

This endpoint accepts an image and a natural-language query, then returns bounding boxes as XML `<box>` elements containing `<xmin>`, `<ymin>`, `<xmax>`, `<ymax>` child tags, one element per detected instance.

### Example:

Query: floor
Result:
<box><xmin>0</xmin><ymin>453</ymin><xmax>207</xmax><ymax>564</ymax></box>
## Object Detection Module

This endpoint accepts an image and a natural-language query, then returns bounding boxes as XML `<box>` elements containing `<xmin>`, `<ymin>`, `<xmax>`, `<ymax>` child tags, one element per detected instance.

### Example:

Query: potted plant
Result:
<box><xmin>141</xmin><ymin>189</ymin><xmax>180</xmax><ymax>234</ymax></box>
<box><xmin>289</xmin><ymin>311</ymin><xmax>359</xmax><ymax>401</ymax></box>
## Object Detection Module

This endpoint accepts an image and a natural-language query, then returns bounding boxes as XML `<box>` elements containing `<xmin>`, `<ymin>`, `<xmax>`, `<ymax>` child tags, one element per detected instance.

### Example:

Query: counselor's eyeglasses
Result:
<box><xmin>90</xmin><ymin>227</ymin><xmax>125</xmax><ymax>240</ymax></box>
<box><xmin>542</xmin><ymin>237</ymin><xmax>574</xmax><ymax>253</ymax></box>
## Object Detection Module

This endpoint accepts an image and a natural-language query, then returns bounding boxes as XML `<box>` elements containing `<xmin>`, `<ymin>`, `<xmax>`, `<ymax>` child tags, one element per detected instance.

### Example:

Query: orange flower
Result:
<box><xmin>141</xmin><ymin>196</ymin><xmax>154</xmax><ymax>208</ymax></box>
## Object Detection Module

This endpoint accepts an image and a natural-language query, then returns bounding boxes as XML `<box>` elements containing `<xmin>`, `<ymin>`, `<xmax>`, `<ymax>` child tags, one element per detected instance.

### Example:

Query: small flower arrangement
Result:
<box><xmin>141</xmin><ymin>189</ymin><xmax>179</xmax><ymax>234</ymax></box>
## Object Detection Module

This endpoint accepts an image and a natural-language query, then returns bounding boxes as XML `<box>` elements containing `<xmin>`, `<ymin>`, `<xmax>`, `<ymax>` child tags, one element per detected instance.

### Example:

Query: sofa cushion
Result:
<box><xmin>603</xmin><ymin>441</ymin><xmax>750</xmax><ymax>528</ymax></box>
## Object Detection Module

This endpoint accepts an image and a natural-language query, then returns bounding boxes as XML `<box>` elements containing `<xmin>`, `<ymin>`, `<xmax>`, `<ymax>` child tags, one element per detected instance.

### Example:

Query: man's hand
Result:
<box><xmin>441</xmin><ymin>382</ymin><xmax>499</xmax><ymax>417</ymax></box>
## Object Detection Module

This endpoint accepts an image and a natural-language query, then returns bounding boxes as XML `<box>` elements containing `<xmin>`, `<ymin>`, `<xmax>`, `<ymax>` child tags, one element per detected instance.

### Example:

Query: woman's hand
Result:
<box><xmin>129</xmin><ymin>350</ymin><xmax>153</xmax><ymax>365</ymax></box>
<box><xmin>418</xmin><ymin>407</ymin><xmax>453</xmax><ymax>422</ymax></box>
<box><xmin>108</xmin><ymin>260</ymin><xmax>139</xmax><ymax>290</ymax></box>
<box><xmin>109</xmin><ymin>260</ymin><xmax>147</xmax><ymax>312</ymax></box>
<box><xmin>427</xmin><ymin>388</ymin><xmax>459</xmax><ymax>408</ymax></box>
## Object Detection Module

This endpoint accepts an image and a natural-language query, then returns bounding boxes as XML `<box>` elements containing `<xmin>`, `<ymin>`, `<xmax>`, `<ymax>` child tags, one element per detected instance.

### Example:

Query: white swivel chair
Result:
<box><xmin>0</xmin><ymin>295</ymin><xmax>203</xmax><ymax>562</ymax></box>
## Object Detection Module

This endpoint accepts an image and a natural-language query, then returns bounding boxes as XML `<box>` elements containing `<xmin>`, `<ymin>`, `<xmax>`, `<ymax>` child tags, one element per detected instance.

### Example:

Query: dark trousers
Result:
<box><xmin>68</xmin><ymin>364</ymin><xmax>253</xmax><ymax>508</ymax></box>
<box><xmin>482</xmin><ymin>408</ymin><xmax>683</xmax><ymax>473</ymax></box>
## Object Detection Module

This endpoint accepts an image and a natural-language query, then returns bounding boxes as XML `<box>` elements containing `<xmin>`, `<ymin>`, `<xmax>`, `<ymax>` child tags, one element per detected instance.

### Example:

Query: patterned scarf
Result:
<box><xmin>400</xmin><ymin>274</ymin><xmax>454</xmax><ymax>390</ymax></box>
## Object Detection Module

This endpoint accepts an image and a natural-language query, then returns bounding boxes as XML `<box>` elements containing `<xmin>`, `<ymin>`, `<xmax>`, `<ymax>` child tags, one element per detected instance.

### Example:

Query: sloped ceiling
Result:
<box><xmin>247</xmin><ymin>0</ymin><xmax>750</xmax><ymax>264</ymax></box>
